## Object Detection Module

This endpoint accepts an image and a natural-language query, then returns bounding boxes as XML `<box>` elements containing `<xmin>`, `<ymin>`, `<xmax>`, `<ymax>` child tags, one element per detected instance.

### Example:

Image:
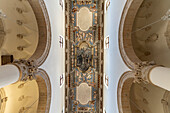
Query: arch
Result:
<box><xmin>28</xmin><ymin>0</ymin><xmax>51</xmax><ymax>66</ymax></box>
<box><xmin>119</xmin><ymin>0</ymin><xmax>144</xmax><ymax>69</ymax></box>
<box><xmin>117</xmin><ymin>71</ymin><xmax>135</xmax><ymax>113</ymax></box>
<box><xmin>36</xmin><ymin>68</ymin><xmax>51</xmax><ymax>113</ymax></box>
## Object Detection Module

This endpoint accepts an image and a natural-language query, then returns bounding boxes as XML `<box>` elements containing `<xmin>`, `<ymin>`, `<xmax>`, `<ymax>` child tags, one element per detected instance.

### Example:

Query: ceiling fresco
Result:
<box><xmin>65</xmin><ymin>0</ymin><xmax>104</xmax><ymax>112</ymax></box>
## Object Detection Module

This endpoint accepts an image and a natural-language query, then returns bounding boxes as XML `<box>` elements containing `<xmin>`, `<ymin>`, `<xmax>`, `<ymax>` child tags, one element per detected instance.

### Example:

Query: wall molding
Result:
<box><xmin>117</xmin><ymin>71</ymin><xmax>135</xmax><ymax>113</ymax></box>
<box><xmin>28</xmin><ymin>0</ymin><xmax>51</xmax><ymax>66</ymax></box>
<box><xmin>36</xmin><ymin>68</ymin><xmax>51</xmax><ymax>113</ymax></box>
<box><xmin>119</xmin><ymin>0</ymin><xmax>144</xmax><ymax>69</ymax></box>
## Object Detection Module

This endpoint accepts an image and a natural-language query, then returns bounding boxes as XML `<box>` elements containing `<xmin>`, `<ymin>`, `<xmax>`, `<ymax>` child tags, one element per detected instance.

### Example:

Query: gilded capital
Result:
<box><xmin>13</xmin><ymin>59</ymin><xmax>38</xmax><ymax>81</ymax></box>
<box><xmin>133</xmin><ymin>61</ymin><xmax>156</xmax><ymax>84</ymax></box>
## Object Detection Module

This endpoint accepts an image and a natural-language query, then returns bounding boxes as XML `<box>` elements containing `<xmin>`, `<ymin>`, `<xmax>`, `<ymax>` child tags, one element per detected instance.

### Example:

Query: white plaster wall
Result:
<box><xmin>104</xmin><ymin>0</ymin><xmax>130</xmax><ymax>112</ymax></box>
<box><xmin>40</xmin><ymin>0</ymin><xmax>65</xmax><ymax>112</ymax></box>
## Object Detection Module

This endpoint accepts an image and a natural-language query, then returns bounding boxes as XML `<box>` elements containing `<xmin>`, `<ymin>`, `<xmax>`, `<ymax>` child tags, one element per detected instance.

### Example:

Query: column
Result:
<box><xmin>0</xmin><ymin>59</ymin><xmax>38</xmax><ymax>88</ymax></box>
<box><xmin>149</xmin><ymin>66</ymin><xmax>170</xmax><ymax>91</ymax></box>
<box><xmin>134</xmin><ymin>61</ymin><xmax>170</xmax><ymax>91</ymax></box>
<box><xmin>0</xmin><ymin>64</ymin><xmax>20</xmax><ymax>88</ymax></box>
<box><xmin>13</xmin><ymin>59</ymin><xmax>38</xmax><ymax>81</ymax></box>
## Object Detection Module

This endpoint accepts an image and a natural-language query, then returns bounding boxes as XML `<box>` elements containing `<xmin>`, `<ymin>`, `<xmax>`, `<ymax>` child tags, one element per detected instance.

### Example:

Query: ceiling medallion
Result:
<box><xmin>76</xmin><ymin>41</ymin><xmax>93</xmax><ymax>73</ymax></box>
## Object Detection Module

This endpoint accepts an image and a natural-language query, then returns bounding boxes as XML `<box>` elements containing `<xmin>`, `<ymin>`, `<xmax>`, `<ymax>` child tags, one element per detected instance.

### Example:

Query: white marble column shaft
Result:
<box><xmin>149</xmin><ymin>66</ymin><xmax>170</xmax><ymax>91</ymax></box>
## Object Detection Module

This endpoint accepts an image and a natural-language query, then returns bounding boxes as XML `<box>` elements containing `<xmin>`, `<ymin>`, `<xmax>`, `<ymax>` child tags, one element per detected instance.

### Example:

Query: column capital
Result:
<box><xmin>13</xmin><ymin>59</ymin><xmax>38</xmax><ymax>81</ymax></box>
<box><xmin>133</xmin><ymin>61</ymin><xmax>157</xmax><ymax>84</ymax></box>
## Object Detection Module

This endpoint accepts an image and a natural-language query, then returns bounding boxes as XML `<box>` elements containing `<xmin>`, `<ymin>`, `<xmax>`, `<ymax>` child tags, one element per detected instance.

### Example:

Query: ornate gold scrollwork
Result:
<box><xmin>13</xmin><ymin>59</ymin><xmax>38</xmax><ymax>81</ymax></box>
<box><xmin>133</xmin><ymin>61</ymin><xmax>155</xmax><ymax>84</ymax></box>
